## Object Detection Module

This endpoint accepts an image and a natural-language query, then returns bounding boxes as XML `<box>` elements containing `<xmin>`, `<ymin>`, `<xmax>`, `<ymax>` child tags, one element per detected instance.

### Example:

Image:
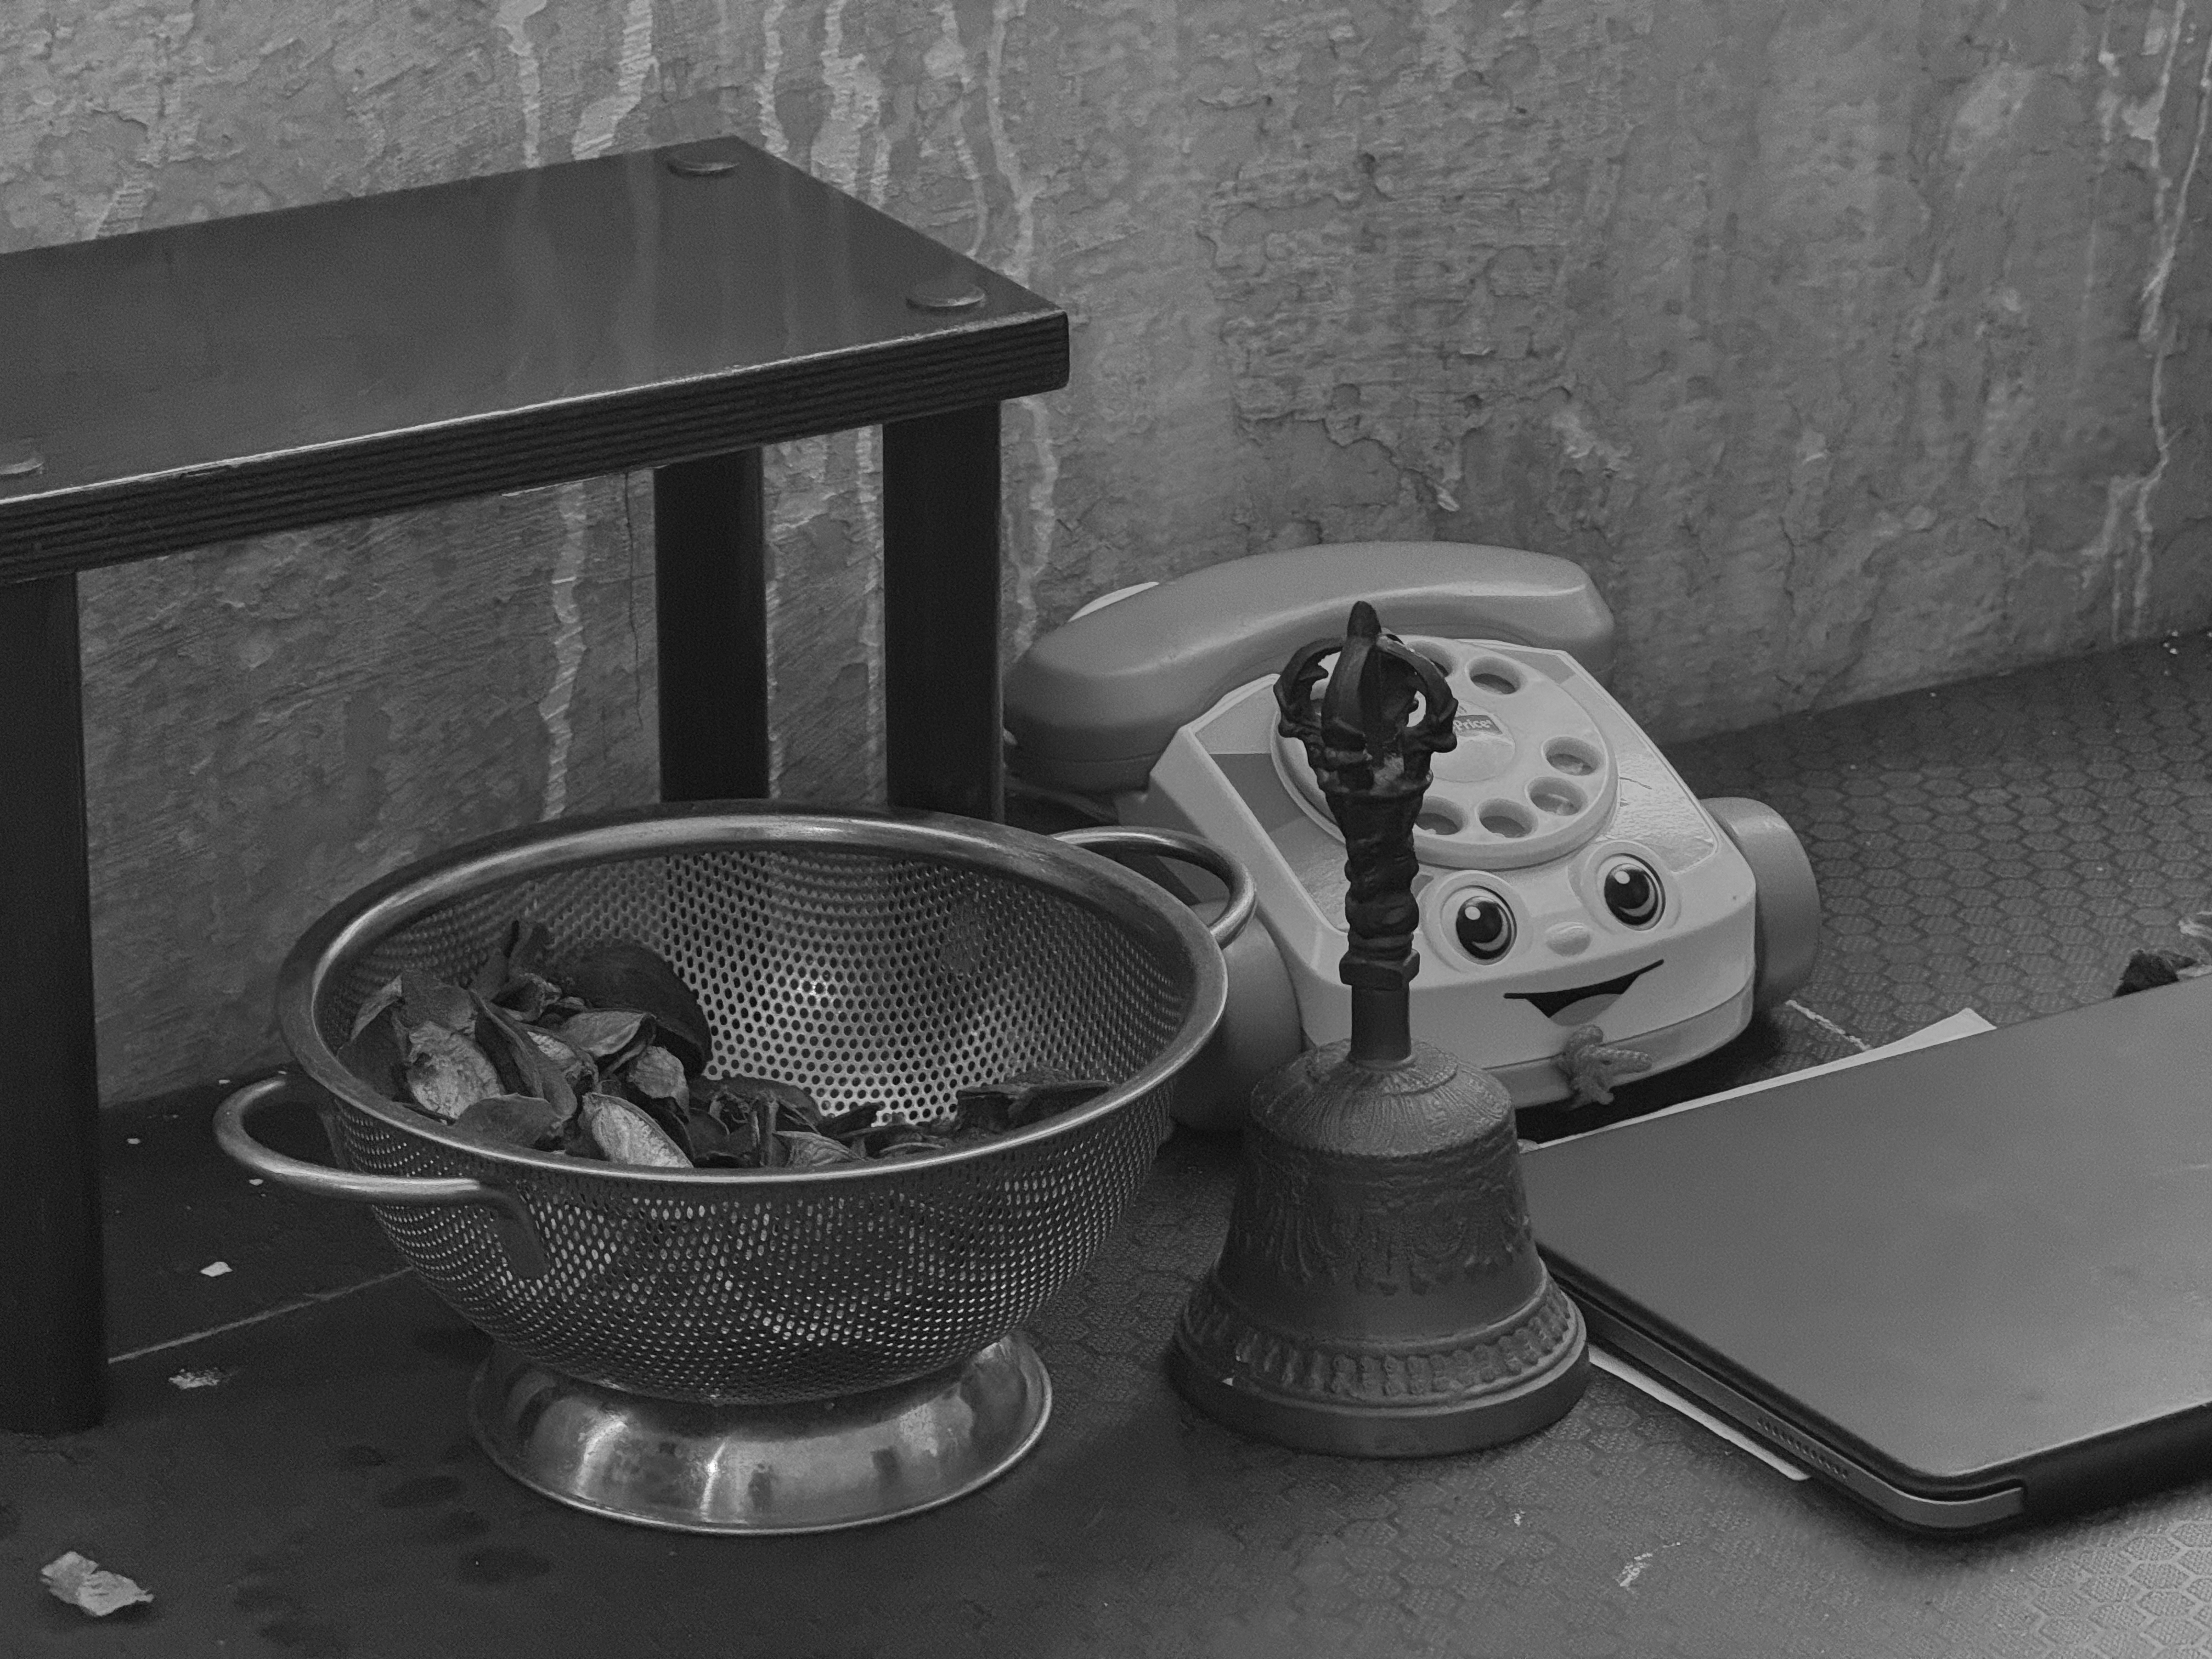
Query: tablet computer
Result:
<box><xmin>1521</xmin><ymin>974</ymin><xmax>2212</xmax><ymax>1531</ymax></box>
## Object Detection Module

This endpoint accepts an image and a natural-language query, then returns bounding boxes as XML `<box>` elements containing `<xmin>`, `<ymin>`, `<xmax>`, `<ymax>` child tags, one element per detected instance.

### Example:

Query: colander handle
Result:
<box><xmin>215</xmin><ymin>1076</ymin><xmax>549</xmax><ymax>1280</ymax></box>
<box><xmin>1053</xmin><ymin>826</ymin><xmax>1256</xmax><ymax>949</ymax></box>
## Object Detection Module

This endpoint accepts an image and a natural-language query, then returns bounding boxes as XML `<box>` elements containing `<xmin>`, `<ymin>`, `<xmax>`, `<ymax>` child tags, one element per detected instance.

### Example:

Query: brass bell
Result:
<box><xmin>1169</xmin><ymin>601</ymin><xmax>1590</xmax><ymax>1455</ymax></box>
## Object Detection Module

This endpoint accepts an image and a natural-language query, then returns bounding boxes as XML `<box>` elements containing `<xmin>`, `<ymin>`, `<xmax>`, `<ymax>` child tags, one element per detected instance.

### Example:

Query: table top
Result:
<box><xmin>0</xmin><ymin>137</ymin><xmax>1066</xmax><ymax>580</ymax></box>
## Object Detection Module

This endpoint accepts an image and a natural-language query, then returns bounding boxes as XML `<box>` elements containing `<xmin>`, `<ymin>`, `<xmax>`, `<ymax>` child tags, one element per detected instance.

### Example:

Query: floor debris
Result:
<box><xmin>200</xmin><ymin>1261</ymin><xmax>232</xmax><ymax>1278</ymax></box>
<box><xmin>41</xmin><ymin>1551</ymin><xmax>153</xmax><ymax>1617</ymax></box>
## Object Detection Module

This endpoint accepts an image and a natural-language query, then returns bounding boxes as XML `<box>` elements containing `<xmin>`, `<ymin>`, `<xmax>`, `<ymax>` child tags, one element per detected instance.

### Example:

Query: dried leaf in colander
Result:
<box><xmin>526</xmin><ymin>1026</ymin><xmax>592</xmax><ymax>1087</ymax></box>
<box><xmin>560</xmin><ymin>943</ymin><xmax>712</xmax><ymax>1075</ymax></box>
<box><xmin>507</xmin><ymin>918</ymin><xmax>553</xmax><ymax>979</ymax></box>
<box><xmin>669</xmin><ymin>1101</ymin><xmax>745</xmax><ymax>1167</ymax></box>
<box><xmin>624</xmin><ymin>1045</ymin><xmax>689</xmax><ymax>1108</ymax></box>
<box><xmin>583</xmin><ymin>1092</ymin><xmax>692</xmax><ymax>1168</ymax></box>
<box><xmin>337</xmin><ymin>1007</ymin><xmax>409</xmax><ymax>1101</ymax></box>
<box><xmin>712</xmin><ymin>1079</ymin><xmax>835</xmax><ymax>1167</ymax></box>
<box><xmin>851</xmin><ymin>1118</ymin><xmax>989</xmax><ymax>1158</ymax></box>
<box><xmin>624</xmin><ymin>1092</ymin><xmax>694</xmax><ymax>1154</ymax></box>
<box><xmin>557</xmin><ymin>1107</ymin><xmax>603</xmax><ymax>1160</ymax></box>
<box><xmin>689</xmin><ymin>1086</ymin><xmax>765</xmax><ymax>1166</ymax></box>
<box><xmin>712</xmin><ymin>1074</ymin><xmax>823</xmax><ymax>1124</ymax></box>
<box><xmin>754</xmin><ymin>1099</ymin><xmax>785</xmax><ymax>1169</ymax></box>
<box><xmin>473</xmin><ymin>1025</ymin><xmax>530</xmax><ymax>1099</ymax></box>
<box><xmin>469</xmin><ymin>917</ymin><xmax>553</xmax><ymax>998</ymax></box>
<box><xmin>351</xmin><ymin>976</ymin><xmax>405</xmax><ymax>1041</ymax></box>
<box><xmin>467</xmin><ymin>939</ymin><xmax>508</xmax><ymax>999</ymax></box>
<box><xmin>452</xmin><ymin>1094</ymin><xmax>565</xmax><ymax>1151</ymax></box>
<box><xmin>814</xmin><ymin>1102</ymin><xmax>882</xmax><ymax>1141</ymax></box>
<box><xmin>777</xmin><ymin>1130</ymin><xmax>864</xmax><ymax>1168</ymax></box>
<box><xmin>403</xmin><ymin>1026</ymin><xmax>504</xmax><ymax>1121</ymax></box>
<box><xmin>399</xmin><ymin>969</ymin><xmax>475</xmax><ymax>1036</ymax></box>
<box><xmin>850</xmin><ymin>1121</ymin><xmax>911</xmax><ymax>1156</ymax></box>
<box><xmin>470</xmin><ymin>993</ymin><xmax>578</xmax><ymax>1124</ymax></box>
<box><xmin>689</xmin><ymin>1145</ymin><xmax>758</xmax><ymax>1171</ymax></box>
<box><xmin>952</xmin><ymin>1068</ymin><xmax>1113</xmax><ymax>1134</ymax></box>
<box><xmin>549</xmin><ymin>1008</ymin><xmax>650</xmax><ymax>1058</ymax></box>
<box><xmin>493</xmin><ymin>972</ymin><xmax>563</xmax><ymax>1023</ymax></box>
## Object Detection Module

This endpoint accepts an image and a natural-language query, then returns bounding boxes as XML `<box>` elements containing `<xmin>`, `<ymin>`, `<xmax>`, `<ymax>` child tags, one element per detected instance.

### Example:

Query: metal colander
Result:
<box><xmin>221</xmin><ymin>804</ymin><xmax>1248</xmax><ymax>1407</ymax></box>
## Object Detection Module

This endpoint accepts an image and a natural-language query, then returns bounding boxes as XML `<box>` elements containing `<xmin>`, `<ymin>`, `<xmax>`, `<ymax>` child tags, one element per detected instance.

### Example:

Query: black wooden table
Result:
<box><xmin>0</xmin><ymin>135</ymin><xmax>1069</xmax><ymax>1432</ymax></box>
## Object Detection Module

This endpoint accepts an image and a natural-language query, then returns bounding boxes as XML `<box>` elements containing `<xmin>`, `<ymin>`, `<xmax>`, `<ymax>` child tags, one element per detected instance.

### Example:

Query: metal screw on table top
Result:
<box><xmin>664</xmin><ymin>146</ymin><xmax>745</xmax><ymax>178</ymax></box>
<box><xmin>906</xmin><ymin>274</ymin><xmax>988</xmax><ymax>313</ymax></box>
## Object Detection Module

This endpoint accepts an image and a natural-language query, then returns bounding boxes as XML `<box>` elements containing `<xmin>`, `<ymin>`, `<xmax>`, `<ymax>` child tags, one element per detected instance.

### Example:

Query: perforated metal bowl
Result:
<box><xmin>216</xmin><ymin>804</ymin><xmax>1250</xmax><ymax>1532</ymax></box>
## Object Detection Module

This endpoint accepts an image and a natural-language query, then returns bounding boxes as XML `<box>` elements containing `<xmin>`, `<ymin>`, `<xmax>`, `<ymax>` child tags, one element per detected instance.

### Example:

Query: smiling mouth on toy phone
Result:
<box><xmin>1505</xmin><ymin>961</ymin><xmax>1662</xmax><ymax>1025</ymax></box>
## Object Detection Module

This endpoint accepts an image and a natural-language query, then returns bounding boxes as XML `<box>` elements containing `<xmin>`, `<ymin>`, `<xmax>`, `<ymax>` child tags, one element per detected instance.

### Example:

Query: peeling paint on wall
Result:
<box><xmin>571</xmin><ymin>0</ymin><xmax>657</xmax><ymax>162</ymax></box>
<box><xmin>536</xmin><ymin>483</ymin><xmax>593</xmax><ymax>820</ymax></box>
<box><xmin>2113</xmin><ymin>4</ymin><xmax>2212</xmax><ymax>637</ymax></box>
<box><xmin>495</xmin><ymin>0</ymin><xmax>553</xmax><ymax>168</ymax></box>
<box><xmin>4</xmin><ymin>0</ymin><xmax>2210</xmax><ymax>1098</ymax></box>
<box><xmin>980</xmin><ymin>0</ymin><xmax>1057</xmax><ymax>655</ymax></box>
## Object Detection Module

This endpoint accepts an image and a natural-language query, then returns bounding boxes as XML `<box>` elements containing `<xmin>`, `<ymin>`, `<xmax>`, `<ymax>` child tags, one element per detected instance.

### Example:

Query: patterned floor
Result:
<box><xmin>1666</xmin><ymin>629</ymin><xmax>2212</xmax><ymax>1049</ymax></box>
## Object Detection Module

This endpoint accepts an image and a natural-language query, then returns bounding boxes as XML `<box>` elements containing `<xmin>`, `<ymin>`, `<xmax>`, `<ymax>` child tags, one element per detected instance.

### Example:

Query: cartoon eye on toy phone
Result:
<box><xmin>1003</xmin><ymin>543</ymin><xmax>1820</xmax><ymax>1127</ymax></box>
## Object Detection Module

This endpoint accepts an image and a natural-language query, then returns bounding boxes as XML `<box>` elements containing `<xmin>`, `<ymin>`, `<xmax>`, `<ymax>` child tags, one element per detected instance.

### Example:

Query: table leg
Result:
<box><xmin>654</xmin><ymin>449</ymin><xmax>770</xmax><ymax>802</ymax></box>
<box><xmin>883</xmin><ymin>403</ymin><xmax>1004</xmax><ymax>821</ymax></box>
<box><xmin>0</xmin><ymin>574</ymin><xmax>105</xmax><ymax>1431</ymax></box>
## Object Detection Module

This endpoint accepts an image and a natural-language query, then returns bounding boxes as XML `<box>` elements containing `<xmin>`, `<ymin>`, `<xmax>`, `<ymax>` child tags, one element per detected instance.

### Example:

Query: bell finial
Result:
<box><xmin>1169</xmin><ymin>604</ymin><xmax>1590</xmax><ymax>1456</ymax></box>
<box><xmin>1275</xmin><ymin>599</ymin><xmax>1458</xmax><ymax>1065</ymax></box>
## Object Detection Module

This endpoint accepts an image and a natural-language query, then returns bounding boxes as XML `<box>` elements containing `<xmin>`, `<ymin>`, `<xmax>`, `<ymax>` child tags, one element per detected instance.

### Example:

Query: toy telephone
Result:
<box><xmin>1003</xmin><ymin>543</ymin><xmax>1820</xmax><ymax>1126</ymax></box>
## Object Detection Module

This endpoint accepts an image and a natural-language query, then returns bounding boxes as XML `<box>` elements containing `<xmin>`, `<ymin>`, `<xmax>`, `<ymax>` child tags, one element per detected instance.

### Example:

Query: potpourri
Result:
<box><xmin>337</xmin><ymin>920</ymin><xmax>1110</xmax><ymax>1170</ymax></box>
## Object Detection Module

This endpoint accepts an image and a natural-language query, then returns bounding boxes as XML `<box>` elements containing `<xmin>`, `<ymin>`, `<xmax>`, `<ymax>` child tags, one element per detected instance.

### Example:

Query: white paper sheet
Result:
<box><xmin>1588</xmin><ymin>1347</ymin><xmax>1812</xmax><ymax>1479</ymax></box>
<box><xmin>1549</xmin><ymin>1007</ymin><xmax>1997</xmax><ymax>1479</ymax></box>
<box><xmin>1538</xmin><ymin>1007</ymin><xmax>1995</xmax><ymax>1150</ymax></box>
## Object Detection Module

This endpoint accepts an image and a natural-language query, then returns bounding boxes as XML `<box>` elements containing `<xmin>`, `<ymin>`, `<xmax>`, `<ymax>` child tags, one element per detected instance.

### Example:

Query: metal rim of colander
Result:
<box><xmin>276</xmin><ymin>799</ymin><xmax>1229</xmax><ymax>1187</ymax></box>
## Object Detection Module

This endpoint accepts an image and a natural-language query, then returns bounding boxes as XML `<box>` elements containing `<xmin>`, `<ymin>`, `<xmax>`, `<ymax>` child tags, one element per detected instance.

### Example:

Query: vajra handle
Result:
<box><xmin>1276</xmin><ymin>601</ymin><xmax>1458</xmax><ymax>1065</ymax></box>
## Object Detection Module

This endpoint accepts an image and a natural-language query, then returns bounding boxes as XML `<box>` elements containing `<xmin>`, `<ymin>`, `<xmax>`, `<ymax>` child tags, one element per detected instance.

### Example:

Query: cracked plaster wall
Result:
<box><xmin>3</xmin><ymin>0</ymin><xmax>2208</xmax><ymax>1101</ymax></box>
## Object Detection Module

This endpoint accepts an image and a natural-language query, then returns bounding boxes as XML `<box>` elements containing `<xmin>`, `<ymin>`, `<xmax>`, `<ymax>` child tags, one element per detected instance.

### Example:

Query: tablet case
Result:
<box><xmin>1522</xmin><ymin>974</ymin><xmax>2212</xmax><ymax>1531</ymax></box>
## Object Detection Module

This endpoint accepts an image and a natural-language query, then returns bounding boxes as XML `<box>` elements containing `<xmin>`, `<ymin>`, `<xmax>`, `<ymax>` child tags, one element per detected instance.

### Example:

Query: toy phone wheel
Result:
<box><xmin>1702</xmin><ymin>797</ymin><xmax>1820</xmax><ymax>1012</ymax></box>
<box><xmin>1172</xmin><ymin>920</ymin><xmax>1303</xmax><ymax>1133</ymax></box>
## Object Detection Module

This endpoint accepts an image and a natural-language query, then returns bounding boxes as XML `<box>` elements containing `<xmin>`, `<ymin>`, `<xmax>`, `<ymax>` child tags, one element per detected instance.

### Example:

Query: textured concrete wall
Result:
<box><xmin>3</xmin><ymin>0</ymin><xmax>2208</xmax><ymax>1101</ymax></box>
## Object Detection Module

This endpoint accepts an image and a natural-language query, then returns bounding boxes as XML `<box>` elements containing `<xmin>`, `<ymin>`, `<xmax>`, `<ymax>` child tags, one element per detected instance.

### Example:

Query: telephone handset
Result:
<box><xmin>1005</xmin><ymin>542</ymin><xmax>1819</xmax><ymax>1126</ymax></box>
<box><xmin>1003</xmin><ymin>542</ymin><xmax>1615</xmax><ymax>797</ymax></box>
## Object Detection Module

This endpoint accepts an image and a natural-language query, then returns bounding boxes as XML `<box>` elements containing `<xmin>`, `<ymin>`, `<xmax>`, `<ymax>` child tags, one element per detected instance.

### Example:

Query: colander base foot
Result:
<box><xmin>467</xmin><ymin>1333</ymin><xmax>1052</xmax><ymax>1534</ymax></box>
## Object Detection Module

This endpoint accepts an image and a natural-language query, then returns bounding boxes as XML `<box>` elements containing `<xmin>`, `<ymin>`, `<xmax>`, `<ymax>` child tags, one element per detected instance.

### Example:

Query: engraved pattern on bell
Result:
<box><xmin>1220</xmin><ymin>1058</ymin><xmax>1531</xmax><ymax>1299</ymax></box>
<box><xmin>1175</xmin><ymin>1276</ymin><xmax>1581</xmax><ymax>1404</ymax></box>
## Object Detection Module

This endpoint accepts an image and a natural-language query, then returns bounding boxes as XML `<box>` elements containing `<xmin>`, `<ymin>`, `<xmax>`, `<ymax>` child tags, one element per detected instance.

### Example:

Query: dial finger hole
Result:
<box><xmin>1466</xmin><ymin>657</ymin><xmax>1524</xmax><ymax>695</ymax></box>
<box><xmin>1544</xmin><ymin>739</ymin><xmax>1600</xmax><ymax>776</ymax></box>
<box><xmin>1478</xmin><ymin>802</ymin><xmax>1533</xmax><ymax>838</ymax></box>
<box><xmin>1417</xmin><ymin>802</ymin><xmax>1466</xmax><ymax>837</ymax></box>
<box><xmin>1529</xmin><ymin>778</ymin><xmax>1584</xmax><ymax>816</ymax></box>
